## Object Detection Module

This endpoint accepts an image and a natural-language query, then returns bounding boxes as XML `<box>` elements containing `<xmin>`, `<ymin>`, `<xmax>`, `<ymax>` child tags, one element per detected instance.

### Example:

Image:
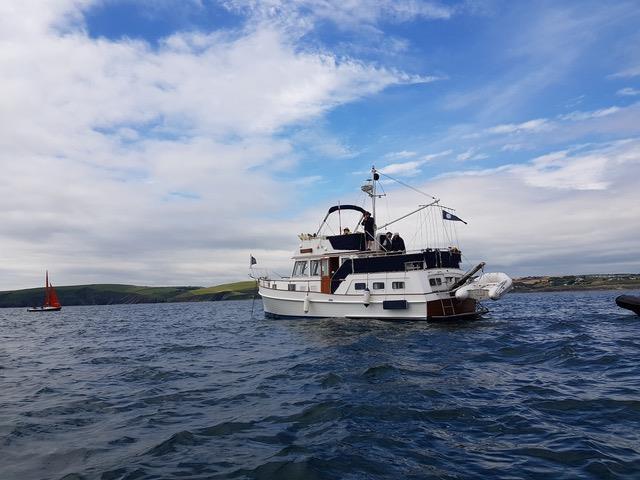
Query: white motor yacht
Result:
<box><xmin>256</xmin><ymin>167</ymin><xmax>512</xmax><ymax>321</ymax></box>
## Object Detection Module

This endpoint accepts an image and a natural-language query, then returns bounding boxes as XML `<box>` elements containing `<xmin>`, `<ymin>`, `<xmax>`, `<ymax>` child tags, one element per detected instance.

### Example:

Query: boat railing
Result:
<box><xmin>260</xmin><ymin>278</ymin><xmax>321</xmax><ymax>290</ymax></box>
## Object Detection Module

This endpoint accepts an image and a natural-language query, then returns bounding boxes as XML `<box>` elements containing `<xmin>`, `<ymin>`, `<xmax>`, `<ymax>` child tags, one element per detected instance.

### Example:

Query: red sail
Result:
<box><xmin>48</xmin><ymin>282</ymin><xmax>61</xmax><ymax>308</ymax></box>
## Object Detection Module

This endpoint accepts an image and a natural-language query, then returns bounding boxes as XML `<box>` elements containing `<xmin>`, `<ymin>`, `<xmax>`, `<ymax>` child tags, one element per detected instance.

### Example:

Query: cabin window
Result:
<box><xmin>429</xmin><ymin>278</ymin><xmax>443</xmax><ymax>286</ymax></box>
<box><xmin>288</xmin><ymin>284</ymin><xmax>296</xmax><ymax>291</ymax></box>
<box><xmin>354</xmin><ymin>282</ymin><xmax>367</xmax><ymax>290</ymax></box>
<box><xmin>310</xmin><ymin>260</ymin><xmax>320</xmax><ymax>276</ymax></box>
<box><xmin>392</xmin><ymin>281</ymin><xmax>405</xmax><ymax>289</ymax></box>
<box><xmin>293</xmin><ymin>261</ymin><xmax>308</xmax><ymax>277</ymax></box>
<box><xmin>372</xmin><ymin>282</ymin><xmax>385</xmax><ymax>290</ymax></box>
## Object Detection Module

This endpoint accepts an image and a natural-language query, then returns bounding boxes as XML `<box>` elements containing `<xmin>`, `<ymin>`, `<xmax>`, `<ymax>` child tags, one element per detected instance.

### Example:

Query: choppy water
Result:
<box><xmin>1</xmin><ymin>291</ymin><xmax>639</xmax><ymax>480</ymax></box>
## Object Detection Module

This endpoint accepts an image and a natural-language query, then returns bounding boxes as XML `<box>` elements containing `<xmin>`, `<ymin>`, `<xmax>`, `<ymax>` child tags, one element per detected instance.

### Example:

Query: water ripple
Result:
<box><xmin>1</xmin><ymin>292</ymin><xmax>639</xmax><ymax>479</ymax></box>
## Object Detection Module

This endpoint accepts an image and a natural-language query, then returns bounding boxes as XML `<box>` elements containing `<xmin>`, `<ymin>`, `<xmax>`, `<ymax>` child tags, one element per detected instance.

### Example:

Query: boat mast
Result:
<box><xmin>360</xmin><ymin>166</ymin><xmax>383</xmax><ymax>236</ymax></box>
<box><xmin>371</xmin><ymin>166</ymin><xmax>377</xmax><ymax>221</ymax></box>
<box><xmin>44</xmin><ymin>270</ymin><xmax>50</xmax><ymax>307</ymax></box>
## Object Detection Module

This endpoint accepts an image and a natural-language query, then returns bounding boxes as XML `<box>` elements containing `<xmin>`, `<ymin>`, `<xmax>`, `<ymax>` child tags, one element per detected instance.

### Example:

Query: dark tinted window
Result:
<box><xmin>392</xmin><ymin>281</ymin><xmax>405</xmax><ymax>289</ymax></box>
<box><xmin>310</xmin><ymin>260</ymin><xmax>320</xmax><ymax>276</ymax></box>
<box><xmin>373</xmin><ymin>282</ymin><xmax>385</xmax><ymax>290</ymax></box>
<box><xmin>354</xmin><ymin>283</ymin><xmax>366</xmax><ymax>290</ymax></box>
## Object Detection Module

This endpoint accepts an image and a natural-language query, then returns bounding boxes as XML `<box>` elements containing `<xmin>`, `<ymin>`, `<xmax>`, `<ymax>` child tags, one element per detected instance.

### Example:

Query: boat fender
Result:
<box><xmin>303</xmin><ymin>295</ymin><xmax>310</xmax><ymax>313</ymax></box>
<box><xmin>455</xmin><ymin>287</ymin><xmax>470</xmax><ymax>301</ymax></box>
<box><xmin>363</xmin><ymin>288</ymin><xmax>371</xmax><ymax>307</ymax></box>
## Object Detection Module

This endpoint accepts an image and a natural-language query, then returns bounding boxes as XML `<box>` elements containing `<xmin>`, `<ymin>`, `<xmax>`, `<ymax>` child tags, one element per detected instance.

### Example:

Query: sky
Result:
<box><xmin>1</xmin><ymin>0</ymin><xmax>640</xmax><ymax>290</ymax></box>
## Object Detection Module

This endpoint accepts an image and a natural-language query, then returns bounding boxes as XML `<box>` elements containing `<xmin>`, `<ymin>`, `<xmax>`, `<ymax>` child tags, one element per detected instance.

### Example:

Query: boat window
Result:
<box><xmin>429</xmin><ymin>278</ymin><xmax>443</xmax><ymax>286</ymax></box>
<box><xmin>372</xmin><ymin>282</ymin><xmax>385</xmax><ymax>290</ymax></box>
<box><xmin>354</xmin><ymin>282</ymin><xmax>367</xmax><ymax>290</ymax></box>
<box><xmin>292</xmin><ymin>261</ymin><xmax>308</xmax><ymax>277</ymax></box>
<box><xmin>392</xmin><ymin>281</ymin><xmax>405</xmax><ymax>289</ymax></box>
<box><xmin>310</xmin><ymin>260</ymin><xmax>320</xmax><ymax>276</ymax></box>
<box><xmin>288</xmin><ymin>284</ymin><xmax>296</xmax><ymax>291</ymax></box>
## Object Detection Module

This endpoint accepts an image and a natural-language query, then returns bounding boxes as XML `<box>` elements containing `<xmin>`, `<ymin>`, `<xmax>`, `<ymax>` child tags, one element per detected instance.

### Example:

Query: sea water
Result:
<box><xmin>0</xmin><ymin>291</ymin><xmax>639</xmax><ymax>479</ymax></box>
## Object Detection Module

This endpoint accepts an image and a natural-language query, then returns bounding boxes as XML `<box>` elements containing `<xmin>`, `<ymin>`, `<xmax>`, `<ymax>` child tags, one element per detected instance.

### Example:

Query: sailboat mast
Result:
<box><xmin>44</xmin><ymin>270</ymin><xmax>50</xmax><ymax>306</ymax></box>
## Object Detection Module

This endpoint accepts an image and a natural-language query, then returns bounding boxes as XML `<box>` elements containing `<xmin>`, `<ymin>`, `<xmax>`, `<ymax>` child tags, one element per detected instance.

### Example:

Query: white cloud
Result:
<box><xmin>559</xmin><ymin>106</ymin><xmax>621</xmax><ymax>121</ymax></box>
<box><xmin>456</xmin><ymin>149</ymin><xmax>474</xmax><ymax>161</ymax></box>
<box><xmin>456</xmin><ymin>148</ymin><xmax>487</xmax><ymax>162</ymax></box>
<box><xmin>501</xmin><ymin>143</ymin><xmax>527</xmax><ymax>152</ymax></box>
<box><xmin>384</xmin><ymin>150</ymin><xmax>417</xmax><ymax>159</ymax></box>
<box><xmin>379</xmin><ymin>150</ymin><xmax>453</xmax><ymax>176</ymax></box>
<box><xmin>422</xmin><ymin>150</ymin><xmax>452</xmax><ymax>161</ymax></box>
<box><xmin>442</xmin><ymin>4</ymin><xmax>635</xmax><ymax>119</ymax></box>
<box><xmin>370</xmin><ymin>139</ymin><xmax>640</xmax><ymax>276</ymax></box>
<box><xmin>379</xmin><ymin>160</ymin><xmax>424</xmax><ymax>176</ymax></box>
<box><xmin>291</xmin><ymin>175</ymin><xmax>324</xmax><ymax>186</ymax></box>
<box><xmin>617</xmin><ymin>87</ymin><xmax>640</xmax><ymax>96</ymax></box>
<box><xmin>512</xmin><ymin>150</ymin><xmax>609</xmax><ymax>190</ymax></box>
<box><xmin>486</xmin><ymin>118</ymin><xmax>551</xmax><ymax>134</ymax></box>
<box><xmin>609</xmin><ymin>65</ymin><xmax>640</xmax><ymax>78</ymax></box>
<box><xmin>0</xmin><ymin>1</ymin><xmax>430</xmax><ymax>289</ymax></box>
<box><xmin>224</xmin><ymin>0</ymin><xmax>455</xmax><ymax>31</ymax></box>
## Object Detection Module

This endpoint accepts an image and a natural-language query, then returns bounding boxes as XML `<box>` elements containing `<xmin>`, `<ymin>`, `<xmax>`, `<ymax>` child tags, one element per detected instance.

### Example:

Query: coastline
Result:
<box><xmin>2</xmin><ymin>274</ymin><xmax>639</xmax><ymax>308</ymax></box>
<box><xmin>512</xmin><ymin>274</ymin><xmax>640</xmax><ymax>293</ymax></box>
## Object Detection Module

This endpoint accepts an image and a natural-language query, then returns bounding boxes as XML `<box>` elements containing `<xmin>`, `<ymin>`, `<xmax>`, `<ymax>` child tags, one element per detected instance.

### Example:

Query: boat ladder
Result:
<box><xmin>440</xmin><ymin>297</ymin><xmax>456</xmax><ymax>317</ymax></box>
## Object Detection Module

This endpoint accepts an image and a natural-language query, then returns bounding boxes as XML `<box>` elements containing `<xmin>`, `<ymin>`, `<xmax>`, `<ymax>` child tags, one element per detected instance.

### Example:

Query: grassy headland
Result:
<box><xmin>513</xmin><ymin>274</ymin><xmax>640</xmax><ymax>292</ymax></box>
<box><xmin>0</xmin><ymin>281</ymin><xmax>257</xmax><ymax>308</ymax></box>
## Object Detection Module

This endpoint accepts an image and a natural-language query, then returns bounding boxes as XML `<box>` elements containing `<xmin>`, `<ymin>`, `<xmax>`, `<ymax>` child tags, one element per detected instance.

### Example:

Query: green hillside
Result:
<box><xmin>513</xmin><ymin>274</ymin><xmax>640</xmax><ymax>292</ymax></box>
<box><xmin>174</xmin><ymin>281</ymin><xmax>258</xmax><ymax>302</ymax></box>
<box><xmin>0</xmin><ymin>281</ymin><xmax>258</xmax><ymax>308</ymax></box>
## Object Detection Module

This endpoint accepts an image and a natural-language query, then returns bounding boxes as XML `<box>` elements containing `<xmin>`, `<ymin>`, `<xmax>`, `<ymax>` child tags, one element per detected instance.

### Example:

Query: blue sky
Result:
<box><xmin>1</xmin><ymin>0</ymin><xmax>640</xmax><ymax>289</ymax></box>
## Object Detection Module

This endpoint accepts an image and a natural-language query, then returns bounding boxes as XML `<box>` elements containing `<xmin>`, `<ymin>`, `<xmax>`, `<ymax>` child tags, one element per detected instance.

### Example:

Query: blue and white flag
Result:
<box><xmin>442</xmin><ymin>210</ymin><xmax>467</xmax><ymax>224</ymax></box>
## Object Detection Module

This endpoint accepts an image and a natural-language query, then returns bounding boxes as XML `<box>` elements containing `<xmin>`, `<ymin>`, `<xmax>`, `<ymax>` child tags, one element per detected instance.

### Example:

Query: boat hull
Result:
<box><xmin>615</xmin><ymin>295</ymin><xmax>640</xmax><ymax>315</ymax></box>
<box><xmin>27</xmin><ymin>306</ymin><xmax>62</xmax><ymax>312</ymax></box>
<box><xmin>260</xmin><ymin>286</ymin><xmax>481</xmax><ymax>321</ymax></box>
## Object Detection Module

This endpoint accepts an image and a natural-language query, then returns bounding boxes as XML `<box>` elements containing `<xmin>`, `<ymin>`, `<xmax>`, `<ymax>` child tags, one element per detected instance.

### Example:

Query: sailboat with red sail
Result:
<box><xmin>27</xmin><ymin>271</ymin><xmax>62</xmax><ymax>312</ymax></box>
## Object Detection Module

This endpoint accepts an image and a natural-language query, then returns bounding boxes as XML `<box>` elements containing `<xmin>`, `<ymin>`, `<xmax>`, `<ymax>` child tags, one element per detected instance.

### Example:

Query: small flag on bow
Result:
<box><xmin>250</xmin><ymin>255</ymin><xmax>257</xmax><ymax>266</ymax></box>
<box><xmin>442</xmin><ymin>210</ymin><xmax>467</xmax><ymax>224</ymax></box>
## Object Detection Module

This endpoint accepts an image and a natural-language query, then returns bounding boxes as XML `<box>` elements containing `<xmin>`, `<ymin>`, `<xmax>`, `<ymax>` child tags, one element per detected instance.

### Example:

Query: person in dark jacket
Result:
<box><xmin>361</xmin><ymin>211</ymin><xmax>376</xmax><ymax>250</ymax></box>
<box><xmin>382</xmin><ymin>231</ymin><xmax>393</xmax><ymax>251</ymax></box>
<box><xmin>391</xmin><ymin>232</ymin><xmax>406</xmax><ymax>252</ymax></box>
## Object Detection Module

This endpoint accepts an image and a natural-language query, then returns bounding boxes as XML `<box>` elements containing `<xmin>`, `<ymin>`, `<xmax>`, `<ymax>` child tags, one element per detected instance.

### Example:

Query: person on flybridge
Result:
<box><xmin>391</xmin><ymin>232</ymin><xmax>406</xmax><ymax>253</ymax></box>
<box><xmin>359</xmin><ymin>211</ymin><xmax>376</xmax><ymax>250</ymax></box>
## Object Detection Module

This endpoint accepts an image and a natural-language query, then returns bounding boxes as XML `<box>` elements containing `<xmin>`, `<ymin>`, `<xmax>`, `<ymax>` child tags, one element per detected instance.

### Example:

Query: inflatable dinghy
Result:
<box><xmin>615</xmin><ymin>295</ymin><xmax>640</xmax><ymax>315</ymax></box>
<box><xmin>455</xmin><ymin>272</ymin><xmax>513</xmax><ymax>301</ymax></box>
